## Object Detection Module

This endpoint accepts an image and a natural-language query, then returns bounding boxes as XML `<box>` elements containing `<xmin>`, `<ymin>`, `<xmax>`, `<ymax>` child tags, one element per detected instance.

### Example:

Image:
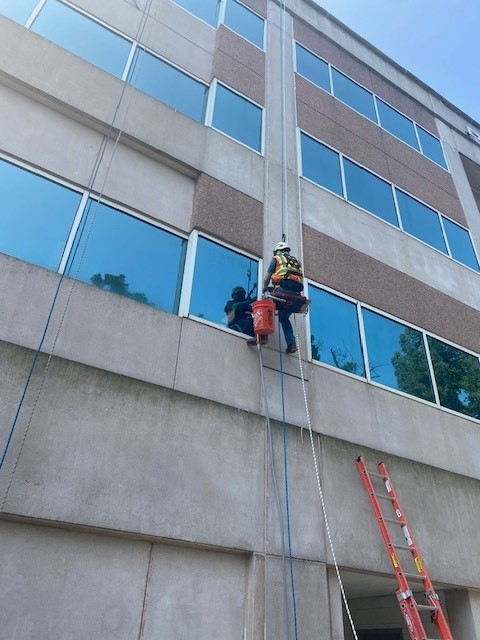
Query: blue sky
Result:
<box><xmin>314</xmin><ymin>0</ymin><xmax>480</xmax><ymax>124</ymax></box>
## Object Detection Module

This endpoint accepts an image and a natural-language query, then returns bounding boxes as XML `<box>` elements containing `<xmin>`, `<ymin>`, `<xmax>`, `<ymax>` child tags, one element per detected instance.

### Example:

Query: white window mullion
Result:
<box><xmin>178</xmin><ymin>230</ymin><xmax>198</xmax><ymax>317</ymax></box>
<box><xmin>122</xmin><ymin>41</ymin><xmax>138</xmax><ymax>82</ymax></box>
<box><xmin>357</xmin><ymin>303</ymin><xmax>371</xmax><ymax>382</ymax></box>
<box><xmin>58</xmin><ymin>191</ymin><xmax>89</xmax><ymax>274</ymax></box>
<box><xmin>423</xmin><ymin>333</ymin><xmax>441</xmax><ymax>407</ymax></box>
<box><xmin>25</xmin><ymin>0</ymin><xmax>47</xmax><ymax>28</ymax></box>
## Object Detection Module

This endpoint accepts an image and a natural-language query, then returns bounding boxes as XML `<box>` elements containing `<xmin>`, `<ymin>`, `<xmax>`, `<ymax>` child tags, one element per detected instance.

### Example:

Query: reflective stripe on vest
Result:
<box><xmin>271</xmin><ymin>253</ymin><xmax>303</xmax><ymax>284</ymax></box>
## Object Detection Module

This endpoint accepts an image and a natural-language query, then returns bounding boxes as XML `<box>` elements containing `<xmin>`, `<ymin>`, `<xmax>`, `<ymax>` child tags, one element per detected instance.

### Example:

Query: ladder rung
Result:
<box><xmin>383</xmin><ymin>516</ymin><xmax>405</xmax><ymax>524</ymax></box>
<box><xmin>394</xmin><ymin>543</ymin><xmax>413</xmax><ymax>551</ymax></box>
<box><xmin>374</xmin><ymin>493</ymin><xmax>394</xmax><ymax>501</ymax></box>
<box><xmin>415</xmin><ymin>603</ymin><xmax>438</xmax><ymax>612</ymax></box>
<box><xmin>368</xmin><ymin>471</ymin><xmax>385</xmax><ymax>479</ymax></box>
<box><xmin>403</xmin><ymin>571</ymin><xmax>426</xmax><ymax>581</ymax></box>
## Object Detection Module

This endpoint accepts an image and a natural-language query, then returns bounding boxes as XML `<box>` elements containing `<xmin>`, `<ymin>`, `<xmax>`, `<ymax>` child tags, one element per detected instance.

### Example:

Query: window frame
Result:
<box><xmin>27</xmin><ymin>0</ymin><xmax>136</xmax><ymax>77</ymax></box>
<box><xmin>293</xmin><ymin>41</ymin><xmax>332</xmax><ymax>94</ymax></box>
<box><xmin>306</xmin><ymin>278</ymin><xmax>480</xmax><ymax>423</ymax></box>
<box><xmin>298</xmin><ymin>129</ymin><xmax>479</xmax><ymax>272</ymax></box>
<box><xmin>169</xmin><ymin>0</ymin><xmax>220</xmax><ymax>29</ymax></box>
<box><xmin>221</xmin><ymin>0</ymin><xmax>266</xmax><ymax>51</ymax></box>
<box><xmin>178</xmin><ymin>229</ymin><xmax>263</xmax><ymax>337</ymax></box>
<box><xmin>207</xmin><ymin>78</ymin><xmax>265</xmax><ymax>154</ymax></box>
<box><xmin>293</xmin><ymin>40</ymin><xmax>448</xmax><ymax>171</ymax></box>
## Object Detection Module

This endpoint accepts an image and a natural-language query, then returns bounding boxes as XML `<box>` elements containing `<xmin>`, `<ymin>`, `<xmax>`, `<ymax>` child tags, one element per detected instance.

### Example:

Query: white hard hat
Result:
<box><xmin>273</xmin><ymin>241</ymin><xmax>290</xmax><ymax>253</ymax></box>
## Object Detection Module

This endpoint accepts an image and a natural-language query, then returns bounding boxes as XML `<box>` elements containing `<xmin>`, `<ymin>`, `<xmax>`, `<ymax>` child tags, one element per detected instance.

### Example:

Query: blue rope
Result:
<box><xmin>277</xmin><ymin>329</ymin><xmax>300</xmax><ymax>640</ymax></box>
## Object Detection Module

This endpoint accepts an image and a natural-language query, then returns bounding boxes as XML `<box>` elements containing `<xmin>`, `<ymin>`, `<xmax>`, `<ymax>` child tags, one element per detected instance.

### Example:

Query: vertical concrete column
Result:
<box><xmin>327</xmin><ymin>568</ymin><xmax>346</xmax><ymax>640</ymax></box>
<box><xmin>445</xmin><ymin>589</ymin><xmax>480</xmax><ymax>640</ymax></box>
<box><xmin>264</xmin><ymin>1</ymin><xmax>308</xmax><ymax>351</ymax></box>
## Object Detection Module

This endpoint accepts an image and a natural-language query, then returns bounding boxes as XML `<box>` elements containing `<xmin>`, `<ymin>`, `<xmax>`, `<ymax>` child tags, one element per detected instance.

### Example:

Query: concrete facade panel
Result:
<box><xmin>302</xmin><ymin>222</ymin><xmax>480</xmax><ymax>350</ymax></box>
<box><xmin>241</xmin><ymin>0</ymin><xmax>268</xmax><ymax>18</ymax></box>
<box><xmin>141</xmin><ymin>545</ymin><xmax>247</xmax><ymax>640</ymax></box>
<box><xmin>155</xmin><ymin>0</ymin><xmax>217</xmax><ymax>54</ymax></box>
<box><xmin>0</xmin><ymin>521</ymin><xmax>149</xmax><ymax>640</ymax></box>
<box><xmin>266</xmin><ymin>557</ymin><xmax>332</xmax><ymax>640</ymax></box>
<box><xmin>191</xmin><ymin>174</ymin><xmax>263</xmax><ymax>257</ymax></box>
<box><xmin>2</xmin><ymin>355</ymin><xmax>266</xmax><ymax>550</ymax></box>
<box><xmin>0</xmin><ymin>255</ymin><xmax>182</xmax><ymax>390</ymax></box>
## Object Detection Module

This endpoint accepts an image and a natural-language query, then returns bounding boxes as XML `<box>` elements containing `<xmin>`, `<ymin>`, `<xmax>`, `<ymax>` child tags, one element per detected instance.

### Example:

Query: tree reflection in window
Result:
<box><xmin>309</xmin><ymin>287</ymin><xmax>365</xmax><ymax>377</ymax></box>
<box><xmin>67</xmin><ymin>199</ymin><xmax>186</xmax><ymax>313</ymax></box>
<box><xmin>363</xmin><ymin>310</ymin><xmax>435</xmax><ymax>402</ymax></box>
<box><xmin>427</xmin><ymin>337</ymin><xmax>480</xmax><ymax>419</ymax></box>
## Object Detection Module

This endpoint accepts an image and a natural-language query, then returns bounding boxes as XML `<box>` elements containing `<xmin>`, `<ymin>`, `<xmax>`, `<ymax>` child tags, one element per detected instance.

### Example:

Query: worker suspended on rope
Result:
<box><xmin>224</xmin><ymin>285</ymin><xmax>256</xmax><ymax>337</ymax></box>
<box><xmin>263</xmin><ymin>242</ymin><xmax>304</xmax><ymax>354</ymax></box>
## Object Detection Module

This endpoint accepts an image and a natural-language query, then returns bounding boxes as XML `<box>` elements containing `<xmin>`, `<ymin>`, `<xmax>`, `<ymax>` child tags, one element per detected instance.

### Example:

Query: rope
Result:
<box><xmin>258</xmin><ymin>345</ymin><xmax>291</xmax><ymax>640</ymax></box>
<box><xmin>280</xmin><ymin>0</ymin><xmax>288</xmax><ymax>242</ymax></box>
<box><xmin>0</xmin><ymin>0</ymin><xmax>156</xmax><ymax>503</ymax></box>
<box><xmin>277</xmin><ymin>331</ymin><xmax>300</xmax><ymax>640</ymax></box>
<box><xmin>293</xmin><ymin>317</ymin><xmax>359</xmax><ymax>640</ymax></box>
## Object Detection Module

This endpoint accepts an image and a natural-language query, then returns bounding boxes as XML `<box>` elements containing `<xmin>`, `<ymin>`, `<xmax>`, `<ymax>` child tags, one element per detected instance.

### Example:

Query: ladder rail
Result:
<box><xmin>356</xmin><ymin>456</ymin><xmax>454</xmax><ymax>640</ymax></box>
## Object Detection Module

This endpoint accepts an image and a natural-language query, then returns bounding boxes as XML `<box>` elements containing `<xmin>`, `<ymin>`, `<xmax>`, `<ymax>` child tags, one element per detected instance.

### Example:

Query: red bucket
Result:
<box><xmin>252</xmin><ymin>299</ymin><xmax>276</xmax><ymax>335</ymax></box>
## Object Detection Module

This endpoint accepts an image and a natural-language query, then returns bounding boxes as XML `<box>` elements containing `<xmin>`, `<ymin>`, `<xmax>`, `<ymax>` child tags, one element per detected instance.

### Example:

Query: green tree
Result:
<box><xmin>391</xmin><ymin>328</ymin><xmax>435</xmax><ymax>402</ymax></box>
<box><xmin>90</xmin><ymin>273</ymin><xmax>151</xmax><ymax>305</ymax></box>
<box><xmin>311</xmin><ymin>335</ymin><xmax>363</xmax><ymax>375</ymax></box>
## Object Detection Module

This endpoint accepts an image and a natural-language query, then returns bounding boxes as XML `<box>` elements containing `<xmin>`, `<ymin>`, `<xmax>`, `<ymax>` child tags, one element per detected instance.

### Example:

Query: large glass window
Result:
<box><xmin>189</xmin><ymin>237</ymin><xmax>258</xmax><ymax>327</ymax></box>
<box><xmin>128</xmin><ymin>49</ymin><xmax>208</xmax><ymax>122</ymax></box>
<box><xmin>224</xmin><ymin>0</ymin><xmax>264</xmax><ymax>48</ymax></box>
<box><xmin>395</xmin><ymin>190</ymin><xmax>447</xmax><ymax>253</ymax></box>
<box><xmin>31</xmin><ymin>0</ymin><xmax>132</xmax><ymax>77</ymax></box>
<box><xmin>331</xmin><ymin>69</ymin><xmax>376</xmax><ymax>122</ymax></box>
<box><xmin>170</xmin><ymin>0</ymin><xmax>220</xmax><ymax>26</ymax></box>
<box><xmin>300</xmin><ymin>133</ymin><xmax>343</xmax><ymax>196</ymax></box>
<box><xmin>442</xmin><ymin>218</ymin><xmax>479</xmax><ymax>271</ymax></box>
<box><xmin>417</xmin><ymin>127</ymin><xmax>447</xmax><ymax>169</ymax></box>
<box><xmin>427</xmin><ymin>337</ymin><xmax>480</xmax><ymax>419</ymax></box>
<box><xmin>295</xmin><ymin>44</ymin><xmax>330</xmax><ymax>92</ymax></box>
<box><xmin>377</xmin><ymin>99</ymin><xmax>419</xmax><ymax>150</ymax></box>
<box><xmin>309</xmin><ymin>288</ymin><xmax>365</xmax><ymax>377</ymax></box>
<box><xmin>0</xmin><ymin>0</ymin><xmax>38</xmax><ymax>24</ymax></box>
<box><xmin>212</xmin><ymin>84</ymin><xmax>263</xmax><ymax>151</ymax></box>
<box><xmin>362</xmin><ymin>310</ymin><xmax>435</xmax><ymax>402</ymax></box>
<box><xmin>0</xmin><ymin>159</ymin><xmax>81</xmax><ymax>271</ymax></box>
<box><xmin>344</xmin><ymin>159</ymin><xmax>398</xmax><ymax>226</ymax></box>
<box><xmin>67</xmin><ymin>200</ymin><xmax>186</xmax><ymax>312</ymax></box>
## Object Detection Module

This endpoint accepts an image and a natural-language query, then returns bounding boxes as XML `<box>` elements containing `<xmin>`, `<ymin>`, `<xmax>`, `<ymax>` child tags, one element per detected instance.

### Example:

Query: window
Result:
<box><xmin>344</xmin><ymin>159</ymin><xmax>398</xmax><ymax>226</ymax></box>
<box><xmin>395</xmin><ymin>190</ymin><xmax>447</xmax><ymax>253</ymax></box>
<box><xmin>442</xmin><ymin>218</ymin><xmax>479</xmax><ymax>272</ymax></box>
<box><xmin>0</xmin><ymin>159</ymin><xmax>81</xmax><ymax>271</ymax></box>
<box><xmin>331</xmin><ymin>69</ymin><xmax>376</xmax><ymax>122</ymax></box>
<box><xmin>170</xmin><ymin>0</ymin><xmax>220</xmax><ymax>26</ymax></box>
<box><xmin>67</xmin><ymin>200</ymin><xmax>186</xmax><ymax>313</ymax></box>
<box><xmin>0</xmin><ymin>0</ymin><xmax>38</xmax><ymax>24</ymax></box>
<box><xmin>31</xmin><ymin>0</ymin><xmax>132</xmax><ymax>77</ymax></box>
<box><xmin>309</xmin><ymin>288</ymin><xmax>365</xmax><ymax>377</ymax></box>
<box><xmin>211</xmin><ymin>83</ymin><xmax>263</xmax><ymax>151</ymax></box>
<box><xmin>427</xmin><ymin>337</ymin><xmax>480</xmax><ymax>419</ymax></box>
<box><xmin>128</xmin><ymin>49</ymin><xmax>208</xmax><ymax>122</ymax></box>
<box><xmin>295</xmin><ymin>44</ymin><xmax>330</xmax><ymax>92</ymax></box>
<box><xmin>224</xmin><ymin>0</ymin><xmax>264</xmax><ymax>48</ymax></box>
<box><xmin>377</xmin><ymin>99</ymin><xmax>419</xmax><ymax>150</ymax></box>
<box><xmin>189</xmin><ymin>237</ymin><xmax>258</xmax><ymax>327</ymax></box>
<box><xmin>362</xmin><ymin>310</ymin><xmax>435</xmax><ymax>402</ymax></box>
<box><xmin>300</xmin><ymin>133</ymin><xmax>343</xmax><ymax>196</ymax></box>
<box><xmin>417</xmin><ymin>126</ymin><xmax>448</xmax><ymax>169</ymax></box>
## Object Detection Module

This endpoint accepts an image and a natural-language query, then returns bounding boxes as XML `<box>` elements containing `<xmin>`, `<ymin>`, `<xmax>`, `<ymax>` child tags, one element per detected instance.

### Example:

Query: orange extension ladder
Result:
<box><xmin>356</xmin><ymin>456</ymin><xmax>454</xmax><ymax>640</ymax></box>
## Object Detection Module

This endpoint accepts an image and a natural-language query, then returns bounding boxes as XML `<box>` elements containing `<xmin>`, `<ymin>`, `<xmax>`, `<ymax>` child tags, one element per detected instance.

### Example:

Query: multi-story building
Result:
<box><xmin>1</xmin><ymin>0</ymin><xmax>479</xmax><ymax>638</ymax></box>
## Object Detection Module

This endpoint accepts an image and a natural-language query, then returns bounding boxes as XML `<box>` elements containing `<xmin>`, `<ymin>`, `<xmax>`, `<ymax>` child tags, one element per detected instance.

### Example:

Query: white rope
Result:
<box><xmin>280</xmin><ymin>0</ymin><xmax>288</xmax><ymax>241</ymax></box>
<box><xmin>293</xmin><ymin>317</ymin><xmax>359</xmax><ymax>640</ymax></box>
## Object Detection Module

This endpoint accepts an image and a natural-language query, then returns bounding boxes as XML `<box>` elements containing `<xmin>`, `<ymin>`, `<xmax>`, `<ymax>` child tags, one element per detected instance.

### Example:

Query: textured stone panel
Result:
<box><xmin>191</xmin><ymin>173</ymin><xmax>263</xmax><ymax>256</ymax></box>
<box><xmin>240</xmin><ymin>0</ymin><xmax>267</xmax><ymax>18</ymax></box>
